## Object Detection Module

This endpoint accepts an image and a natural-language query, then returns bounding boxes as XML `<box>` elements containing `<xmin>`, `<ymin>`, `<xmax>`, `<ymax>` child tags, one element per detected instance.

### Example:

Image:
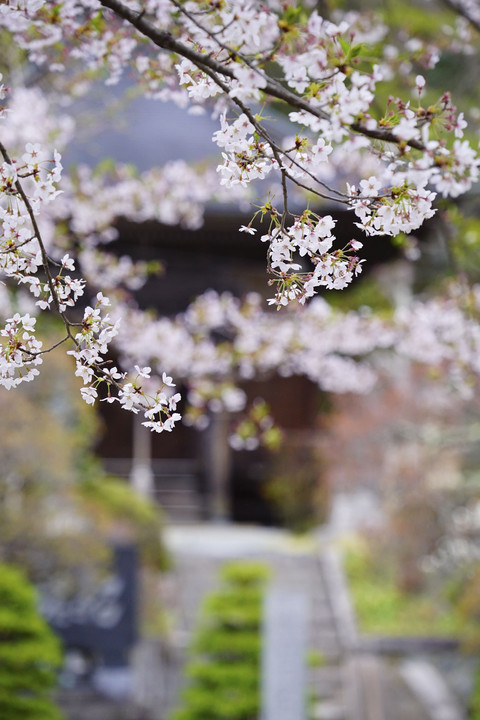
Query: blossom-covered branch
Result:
<box><xmin>2</xmin><ymin>0</ymin><xmax>478</xmax><ymax>308</ymax></box>
<box><xmin>0</xmin><ymin>0</ymin><xmax>479</xmax><ymax>435</ymax></box>
<box><xmin>0</xmin><ymin>82</ymin><xmax>181</xmax><ymax>431</ymax></box>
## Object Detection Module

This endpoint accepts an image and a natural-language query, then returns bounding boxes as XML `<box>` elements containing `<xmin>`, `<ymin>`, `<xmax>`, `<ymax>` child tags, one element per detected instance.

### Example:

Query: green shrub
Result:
<box><xmin>0</xmin><ymin>563</ymin><xmax>62</xmax><ymax>720</ymax></box>
<box><xmin>175</xmin><ymin>683</ymin><xmax>259</xmax><ymax>720</ymax></box>
<box><xmin>185</xmin><ymin>661</ymin><xmax>258</xmax><ymax>688</ymax></box>
<box><xmin>219</xmin><ymin>561</ymin><xmax>270</xmax><ymax>588</ymax></box>
<box><xmin>192</xmin><ymin>628</ymin><xmax>261</xmax><ymax>663</ymax></box>
<box><xmin>469</xmin><ymin>662</ymin><xmax>480</xmax><ymax>720</ymax></box>
<box><xmin>200</xmin><ymin>590</ymin><xmax>263</xmax><ymax>630</ymax></box>
<box><xmin>169</xmin><ymin>560</ymin><xmax>269</xmax><ymax>720</ymax></box>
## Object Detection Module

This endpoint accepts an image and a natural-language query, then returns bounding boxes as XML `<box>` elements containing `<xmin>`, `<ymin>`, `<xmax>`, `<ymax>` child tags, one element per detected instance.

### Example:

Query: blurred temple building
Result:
<box><xmin>69</xmin><ymin>89</ymin><xmax>406</xmax><ymax>525</ymax></box>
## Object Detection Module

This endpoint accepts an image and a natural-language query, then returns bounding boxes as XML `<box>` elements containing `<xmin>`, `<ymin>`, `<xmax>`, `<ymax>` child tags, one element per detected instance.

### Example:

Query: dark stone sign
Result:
<box><xmin>39</xmin><ymin>544</ymin><xmax>138</xmax><ymax>668</ymax></box>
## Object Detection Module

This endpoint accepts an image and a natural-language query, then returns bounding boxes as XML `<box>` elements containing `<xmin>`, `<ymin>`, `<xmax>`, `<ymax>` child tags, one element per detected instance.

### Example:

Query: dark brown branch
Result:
<box><xmin>440</xmin><ymin>0</ymin><xmax>480</xmax><ymax>34</ymax></box>
<box><xmin>350</xmin><ymin>121</ymin><xmax>424</xmax><ymax>151</ymax></box>
<box><xmin>22</xmin><ymin>334</ymin><xmax>70</xmax><ymax>357</ymax></box>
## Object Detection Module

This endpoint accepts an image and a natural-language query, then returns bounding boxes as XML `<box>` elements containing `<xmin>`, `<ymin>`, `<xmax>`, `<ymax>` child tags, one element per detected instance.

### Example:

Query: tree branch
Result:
<box><xmin>440</xmin><ymin>0</ymin><xmax>480</xmax><ymax>34</ymax></box>
<box><xmin>99</xmin><ymin>0</ymin><xmax>426</xmax><ymax>152</ymax></box>
<box><xmin>0</xmin><ymin>140</ymin><xmax>76</xmax><ymax>343</ymax></box>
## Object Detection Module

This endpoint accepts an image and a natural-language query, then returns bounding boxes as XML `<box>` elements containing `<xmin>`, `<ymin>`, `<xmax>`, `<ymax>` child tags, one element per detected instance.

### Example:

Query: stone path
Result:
<box><xmin>157</xmin><ymin>525</ymin><xmax>350</xmax><ymax>720</ymax></box>
<box><xmin>141</xmin><ymin>523</ymin><xmax>466</xmax><ymax>720</ymax></box>
<box><xmin>262</xmin><ymin>588</ymin><xmax>308</xmax><ymax>720</ymax></box>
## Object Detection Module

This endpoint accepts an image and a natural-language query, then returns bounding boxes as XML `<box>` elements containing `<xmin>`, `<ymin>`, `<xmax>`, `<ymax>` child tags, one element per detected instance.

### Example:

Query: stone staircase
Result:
<box><xmin>307</xmin><ymin>554</ymin><xmax>349</xmax><ymax>720</ymax></box>
<box><xmin>102</xmin><ymin>458</ymin><xmax>205</xmax><ymax>523</ymax></box>
<box><xmin>153</xmin><ymin>472</ymin><xmax>205</xmax><ymax>523</ymax></box>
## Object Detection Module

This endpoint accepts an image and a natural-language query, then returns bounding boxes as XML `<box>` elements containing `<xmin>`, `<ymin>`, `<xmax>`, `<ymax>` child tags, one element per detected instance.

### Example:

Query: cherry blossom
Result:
<box><xmin>0</xmin><ymin>0</ymin><xmax>478</xmax><ymax>442</ymax></box>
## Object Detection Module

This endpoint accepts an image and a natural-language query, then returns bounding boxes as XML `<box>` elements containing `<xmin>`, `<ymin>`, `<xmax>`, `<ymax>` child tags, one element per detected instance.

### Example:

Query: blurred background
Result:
<box><xmin>2</xmin><ymin>1</ymin><xmax>480</xmax><ymax>719</ymax></box>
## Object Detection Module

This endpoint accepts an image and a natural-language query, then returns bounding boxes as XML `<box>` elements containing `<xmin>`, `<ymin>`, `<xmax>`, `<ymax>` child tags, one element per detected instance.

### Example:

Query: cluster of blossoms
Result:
<box><xmin>0</xmin><ymin>75</ymin><xmax>181</xmax><ymax>433</ymax></box>
<box><xmin>0</xmin><ymin>0</ymin><xmax>478</xmax><ymax>442</ymax></box>
<box><xmin>347</xmin><ymin>179</ymin><xmax>437</xmax><ymax>238</ymax></box>
<box><xmin>57</xmin><ymin>160</ymin><xmax>223</xmax><ymax>237</ymax></box>
<box><xmin>394</xmin><ymin>284</ymin><xmax>480</xmax><ymax>397</ymax></box>
<box><xmin>420</xmin><ymin>480</ymin><xmax>480</xmax><ymax>575</ymax></box>
<box><xmin>213</xmin><ymin>113</ymin><xmax>275</xmax><ymax>188</ymax></box>
<box><xmin>421</xmin><ymin>514</ymin><xmax>480</xmax><ymax>573</ymax></box>
<box><xmin>111</xmin><ymin>290</ymin><xmax>394</xmax><ymax>435</ymax></box>
<box><xmin>184</xmin><ymin>380</ymin><xmax>247</xmax><ymax>431</ymax></box>
<box><xmin>259</xmin><ymin>213</ymin><xmax>365</xmax><ymax>306</ymax></box>
<box><xmin>0</xmin><ymin>312</ymin><xmax>42</xmax><ymax>389</ymax></box>
<box><xmin>0</xmin><ymin>89</ymin><xmax>63</xmax><ymax>388</ymax></box>
<box><xmin>0</xmin><ymin>143</ymin><xmax>61</xmax><ymax>274</ymax></box>
<box><xmin>68</xmin><ymin>294</ymin><xmax>182</xmax><ymax>432</ymax></box>
<box><xmin>109</xmin><ymin>282</ymin><xmax>480</xmax><ymax>441</ymax></box>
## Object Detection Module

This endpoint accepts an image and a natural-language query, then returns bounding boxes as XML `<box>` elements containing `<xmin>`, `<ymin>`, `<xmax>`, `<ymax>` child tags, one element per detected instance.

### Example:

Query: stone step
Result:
<box><xmin>164</xmin><ymin>510</ymin><xmax>205</xmax><ymax>524</ymax></box>
<box><xmin>310</xmin><ymin>625</ymin><xmax>340</xmax><ymax>639</ymax></box>
<box><xmin>309</xmin><ymin>631</ymin><xmax>341</xmax><ymax>648</ymax></box>
<box><xmin>310</xmin><ymin>682</ymin><xmax>343</xmax><ymax>701</ymax></box>
<box><xmin>311</xmin><ymin>638</ymin><xmax>342</xmax><ymax>654</ymax></box>
<box><xmin>309</xmin><ymin>666</ymin><xmax>344</xmax><ymax>690</ymax></box>
<box><xmin>155</xmin><ymin>488</ymin><xmax>202</xmax><ymax>502</ymax></box>
<box><xmin>312</xmin><ymin>604</ymin><xmax>331</xmax><ymax>615</ymax></box>
<box><xmin>154</xmin><ymin>475</ymin><xmax>198</xmax><ymax>493</ymax></box>
<box><xmin>311</xmin><ymin>608</ymin><xmax>337</xmax><ymax>620</ymax></box>
<box><xmin>162</xmin><ymin>503</ymin><xmax>205</xmax><ymax>523</ymax></box>
<box><xmin>311</xmin><ymin>700</ymin><xmax>346</xmax><ymax>720</ymax></box>
<box><xmin>154</xmin><ymin>482</ymin><xmax>205</xmax><ymax>523</ymax></box>
<box><xmin>316</xmin><ymin>650</ymin><xmax>342</xmax><ymax>664</ymax></box>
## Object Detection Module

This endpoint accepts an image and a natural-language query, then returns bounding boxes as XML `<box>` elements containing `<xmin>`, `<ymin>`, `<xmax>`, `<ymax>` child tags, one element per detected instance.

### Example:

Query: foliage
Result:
<box><xmin>230</xmin><ymin>399</ymin><xmax>284</xmax><ymax>452</ymax></box>
<box><xmin>264</xmin><ymin>443</ymin><xmax>327</xmax><ymax>533</ymax></box>
<box><xmin>325</xmin><ymin>277</ymin><xmax>393</xmax><ymax>315</ymax></box>
<box><xmin>444</xmin><ymin>205</ymin><xmax>480</xmax><ymax>282</ymax></box>
<box><xmin>77</xmin><ymin>474</ymin><xmax>170</xmax><ymax>571</ymax></box>
<box><xmin>442</xmin><ymin>563</ymin><xmax>480</xmax><ymax>651</ymax></box>
<box><xmin>0</xmin><ymin>330</ymin><xmax>169</xmax><ymax>583</ymax></box>
<box><xmin>469</xmin><ymin>662</ymin><xmax>480</xmax><ymax>720</ymax></box>
<box><xmin>306</xmin><ymin>649</ymin><xmax>326</xmax><ymax>668</ymax></box>
<box><xmin>169</xmin><ymin>560</ymin><xmax>269</xmax><ymax>720</ymax></box>
<box><xmin>344</xmin><ymin>539</ymin><xmax>480</xmax><ymax>641</ymax></box>
<box><xmin>219</xmin><ymin>560</ymin><xmax>271</xmax><ymax>588</ymax></box>
<box><xmin>0</xmin><ymin>338</ymin><xmax>110</xmax><ymax>581</ymax></box>
<box><xmin>192</xmin><ymin>627</ymin><xmax>262</xmax><ymax>664</ymax></box>
<box><xmin>3</xmin><ymin>3</ymin><xmax>480</xmax><ymax>678</ymax></box>
<box><xmin>322</xmin><ymin>352</ymin><xmax>480</xmax><ymax>649</ymax></box>
<box><xmin>0</xmin><ymin>563</ymin><xmax>62</xmax><ymax>720</ymax></box>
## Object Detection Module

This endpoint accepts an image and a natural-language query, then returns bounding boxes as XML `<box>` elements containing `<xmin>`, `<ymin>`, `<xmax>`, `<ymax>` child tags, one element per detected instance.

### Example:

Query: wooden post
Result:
<box><xmin>204</xmin><ymin>411</ymin><xmax>231</xmax><ymax>521</ymax></box>
<box><xmin>130</xmin><ymin>414</ymin><xmax>154</xmax><ymax>498</ymax></box>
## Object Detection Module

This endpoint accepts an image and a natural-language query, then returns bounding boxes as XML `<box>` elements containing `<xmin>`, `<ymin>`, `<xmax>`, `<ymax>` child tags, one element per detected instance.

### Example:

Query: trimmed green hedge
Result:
<box><xmin>0</xmin><ymin>563</ymin><xmax>62</xmax><ymax>720</ymax></box>
<box><xmin>169</xmin><ymin>561</ymin><xmax>270</xmax><ymax>720</ymax></box>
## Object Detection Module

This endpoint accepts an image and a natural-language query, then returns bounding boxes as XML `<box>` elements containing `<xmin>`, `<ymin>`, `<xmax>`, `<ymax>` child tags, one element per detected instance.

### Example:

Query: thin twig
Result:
<box><xmin>0</xmin><ymin>235</ymin><xmax>36</xmax><ymax>254</ymax></box>
<box><xmin>0</xmin><ymin>139</ymin><xmax>77</xmax><ymax>343</ymax></box>
<box><xmin>21</xmin><ymin>334</ymin><xmax>70</xmax><ymax>356</ymax></box>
